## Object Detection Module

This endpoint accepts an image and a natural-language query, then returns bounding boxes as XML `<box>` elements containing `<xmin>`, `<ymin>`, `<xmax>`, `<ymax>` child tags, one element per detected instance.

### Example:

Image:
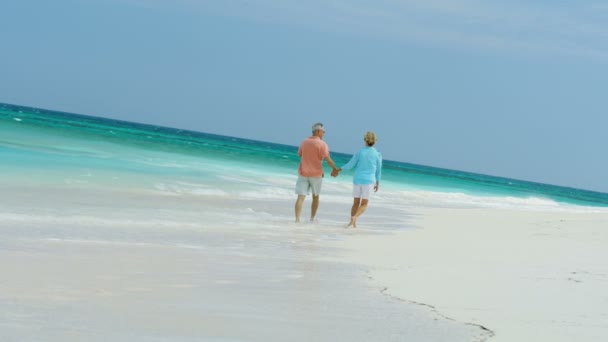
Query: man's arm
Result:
<box><xmin>325</xmin><ymin>155</ymin><xmax>338</xmax><ymax>172</ymax></box>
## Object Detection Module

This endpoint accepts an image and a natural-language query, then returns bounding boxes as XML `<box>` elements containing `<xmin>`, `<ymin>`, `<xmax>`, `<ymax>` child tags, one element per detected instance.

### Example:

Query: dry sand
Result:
<box><xmin>332</xmin><ymin>207</ymin><xmax>608</xmax><ymax>342</ymax></box>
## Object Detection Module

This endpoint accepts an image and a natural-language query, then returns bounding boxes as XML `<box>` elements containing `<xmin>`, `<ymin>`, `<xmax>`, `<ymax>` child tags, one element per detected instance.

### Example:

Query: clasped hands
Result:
<box><xmin>331</xmin><ymin>168</ymin><xmax>342</xmax><ymax>177</ymax></box>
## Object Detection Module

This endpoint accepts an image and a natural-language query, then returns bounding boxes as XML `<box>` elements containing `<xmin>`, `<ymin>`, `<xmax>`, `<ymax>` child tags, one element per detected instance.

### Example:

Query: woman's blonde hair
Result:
<box><xmin>364</xmin><ymin>131</ymin><xmax>377</xmax><ymax>146</ymax></box>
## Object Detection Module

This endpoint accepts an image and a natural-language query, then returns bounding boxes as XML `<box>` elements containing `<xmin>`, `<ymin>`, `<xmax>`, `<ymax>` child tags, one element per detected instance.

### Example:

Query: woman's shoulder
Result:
<box><xmin>371</xmin><ymin>147</ymin><xmax>382</xmax><ymax>158</ymax></box>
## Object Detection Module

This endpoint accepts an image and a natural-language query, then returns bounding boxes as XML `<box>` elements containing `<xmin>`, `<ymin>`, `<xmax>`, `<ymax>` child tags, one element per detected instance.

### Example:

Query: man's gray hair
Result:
<box><xmin>312</xmin><ymin>122</ymin><xmax>324</xmax><ymax>134</ymax></box>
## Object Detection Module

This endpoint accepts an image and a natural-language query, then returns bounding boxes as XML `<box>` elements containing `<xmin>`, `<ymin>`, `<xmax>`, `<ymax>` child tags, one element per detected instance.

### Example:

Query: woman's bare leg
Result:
<box><xmin>351</xmin><ymin>199</ymin><xmax>369</xmax><ymax>228</ymax></box>
<box><xmin>347</xmin><ymin>197</ymin><xmax>361</xmax><ymax>228</ymax></box>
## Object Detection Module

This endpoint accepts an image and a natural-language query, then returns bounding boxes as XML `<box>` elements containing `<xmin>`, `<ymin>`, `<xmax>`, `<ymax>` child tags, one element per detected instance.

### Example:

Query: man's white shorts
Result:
<box><xmin>295</xmin><ymin>176</ymin><xmax>323</xmax><ymax>195</ymax></box>
<box><xmin>352</xmin><ymin>184</ymin><xmax>375</xmax><ymax>199</ymax></box>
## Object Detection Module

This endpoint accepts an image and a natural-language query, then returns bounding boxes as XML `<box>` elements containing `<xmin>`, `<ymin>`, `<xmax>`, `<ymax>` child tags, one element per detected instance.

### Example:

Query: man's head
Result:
<box><xmin>364</xmin><ymin>131</ymin><xmax>377</xmax><ymax>146</ymax></box>
<box><xmin>312</xmin><ymin>123</ymin><xmax>325</xmax><ymax>137</ymax></box>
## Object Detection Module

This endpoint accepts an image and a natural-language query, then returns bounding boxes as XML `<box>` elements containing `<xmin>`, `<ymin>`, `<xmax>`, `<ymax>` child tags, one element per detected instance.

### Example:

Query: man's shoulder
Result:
<box><xmin>302</xmin><ymin>136</ymin><xmax>326</xmax><ymax>146</ymax></box>
<box><xmin>299</xmin><ymin>136</ymin><xmax>313</xmax><ymax>145</ymax></box>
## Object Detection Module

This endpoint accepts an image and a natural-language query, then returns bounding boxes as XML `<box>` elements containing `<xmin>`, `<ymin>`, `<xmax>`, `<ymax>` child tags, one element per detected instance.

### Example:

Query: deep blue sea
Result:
<box><xmin>2</xmin><ymin>102</ymin><xmax>607</xmax><ymax>209</ymax></box>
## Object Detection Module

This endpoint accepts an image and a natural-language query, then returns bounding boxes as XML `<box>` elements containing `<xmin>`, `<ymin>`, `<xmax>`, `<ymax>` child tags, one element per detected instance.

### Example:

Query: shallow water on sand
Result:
<box><xmin>0</xmin><ymin>184</ymin><xmax>488</xmax><ymax>341</ymax></box>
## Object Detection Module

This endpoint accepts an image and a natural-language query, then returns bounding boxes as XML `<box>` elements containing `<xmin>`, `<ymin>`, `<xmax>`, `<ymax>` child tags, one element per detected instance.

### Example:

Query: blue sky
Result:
<box><xmin>2</xmin><ymin>0</ymin><xmax>607</xmax><ymax>192</ymax></box>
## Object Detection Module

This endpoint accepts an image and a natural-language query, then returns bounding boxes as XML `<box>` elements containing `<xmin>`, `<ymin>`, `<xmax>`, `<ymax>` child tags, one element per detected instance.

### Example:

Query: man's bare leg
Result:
<box><xmin>295</xmin><ymin>195</ymin><xmax>306</xmax><ymax>223</ymax></box>
<box><xmin>310</xmin><ymin>195</ymin><xmax>320</xmax><ymax>222</ymax></box>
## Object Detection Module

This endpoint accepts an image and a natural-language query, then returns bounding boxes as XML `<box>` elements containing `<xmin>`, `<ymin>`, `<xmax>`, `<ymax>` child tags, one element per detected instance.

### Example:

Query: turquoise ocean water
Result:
<box><xmin>2</xmin><ymin>102</ymin><xmax>607</xmax><ymax>208</ymax></box>
<box><xmin>2</xmin><ymin>102</ymin><xmax>605</xmax><ymax>342</ymax></box>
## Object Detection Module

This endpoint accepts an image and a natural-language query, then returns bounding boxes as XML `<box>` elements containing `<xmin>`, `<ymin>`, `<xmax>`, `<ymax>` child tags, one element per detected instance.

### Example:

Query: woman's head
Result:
<box><xmin>364</xmin><ymin>131</ymin><xmax>377</xmax><ymax>146</ymax></box>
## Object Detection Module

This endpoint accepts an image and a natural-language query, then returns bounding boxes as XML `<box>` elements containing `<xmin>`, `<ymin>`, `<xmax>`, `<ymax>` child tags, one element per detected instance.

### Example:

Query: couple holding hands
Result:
<box><xmin>294</xmin><ymin>122</ymin><xmax>382</xmax><ymax>228</ymax></box>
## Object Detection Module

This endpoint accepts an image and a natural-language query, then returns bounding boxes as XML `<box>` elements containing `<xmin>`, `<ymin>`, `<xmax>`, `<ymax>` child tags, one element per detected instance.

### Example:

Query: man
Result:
<box><xmin>294</xmin><ymin>122</ymin><xmax>338</xmax><ymax>223</ymax></box>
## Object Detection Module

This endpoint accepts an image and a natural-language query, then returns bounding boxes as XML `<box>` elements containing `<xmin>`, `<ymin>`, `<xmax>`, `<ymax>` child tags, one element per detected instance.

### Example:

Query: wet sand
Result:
<box><xmin>0</xmin><ymin>185</ymin><xmax>486</xmax><ymax>341</ymax></box>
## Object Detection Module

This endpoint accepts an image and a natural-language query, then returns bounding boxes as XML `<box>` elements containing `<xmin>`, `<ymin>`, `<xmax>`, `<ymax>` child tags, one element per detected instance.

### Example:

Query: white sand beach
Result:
<box><xmin>1</xmin><ymin>180</ymin><xmax>607</xmax><ymax>341</ymax></box>
<box><xmin>332</xmin><ymin>207</ymin><xmax>608</xmax><ymax>342</ymax></box>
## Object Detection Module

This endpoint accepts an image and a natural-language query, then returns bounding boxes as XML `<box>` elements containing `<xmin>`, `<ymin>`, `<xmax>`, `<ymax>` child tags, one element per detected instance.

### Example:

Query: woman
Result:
<box><xmin>333</xmin><ymin>131</ymin><xmax>382</xmax><ymax>228</ymax></box>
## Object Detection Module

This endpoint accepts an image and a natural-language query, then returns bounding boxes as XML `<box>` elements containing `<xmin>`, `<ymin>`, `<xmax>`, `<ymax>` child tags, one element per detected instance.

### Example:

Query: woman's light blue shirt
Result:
<box><xmin>340</xmin><ymin>147</ymin><xmax>382</xmax><ymax>185</ymax></box>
